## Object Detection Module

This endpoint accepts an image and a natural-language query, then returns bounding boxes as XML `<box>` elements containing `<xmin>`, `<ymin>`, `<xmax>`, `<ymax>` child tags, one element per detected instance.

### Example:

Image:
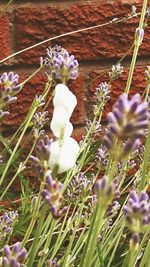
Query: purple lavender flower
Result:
<box><xmin>0</xmin><ymin>72</ymin><xmax>21</xmax><ymax>120</ymax></box>
<box><xmin>2</xmin><ymin>242</ymin><xmax>27</xmax><ymax>267</ymax></box>
<box><xmin>0</xmin><ymin>211</ymin><xmax>18</xmax><ymax>241</ymax></box>
<box><xmin>0</xmin><ymin>72</ymin><xmax>20</xmax><ymax>104</ymax></box>
<box><xmin>124</xmin><ymin>190</ymin><xmax>150</xmax><ymax>233</ymax></box>
<box><xmin>41</xmin><ymin>175</ymin><xmax>67</xmax><ymax>219</ymax></box>
<box><xmin>30</xmin><ymin>135</ymin><xmax>52</xmax><ymax>179</ymax></box>
<box><xmin>46</xmin><ymin>259</ymin><xmax>59</xmax><ymax>267</ymax></box>
<box><xmin>103</xmin><ymin>93</ymin><xmax>148</xmax><ymax>158</ymax></box>
<box><xmin>95</xmin><ymin>82</ymin><xmax>110</xmax><ymax>104</ymax></box>
<box><xmin>32</xmin><ymin>111</ymin><xmax>49</xmax><ymax>138</ymax></box>
<box><xmin>93</xmin><ymin>176</ymin><xmax>119</xmax><ymax>206</ymax></box>
<box><xmin>67</xmin><ymin>172</ymin><xmax>94</xmax><ymax>202</ymax></box>
<box><xmin>42</xmin><ymin>45</ymin><xmax>79</xmax><ymax>83</ymax></box>
<box><xmin>135</xmin><ymin>28</ymin><xmax>144</xmax><ymax>45</ymax></box>
<box><xmin>109</xmin><ymin>63</ymin><xmax>124</xmax><ymax>81</ymax></box>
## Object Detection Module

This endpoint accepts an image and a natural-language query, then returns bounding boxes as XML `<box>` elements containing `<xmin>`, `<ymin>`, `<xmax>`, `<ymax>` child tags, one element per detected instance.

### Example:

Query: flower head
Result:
<box><xmin>93</xmin><ymin>176</ymin><xmax>119</xmax><ymax>207</ymax></box>
<box><xmin>30</xmin><ymin>135</ymin><xmax>52</xmax><ymax>179</ymax></box>
<box><xmin>32</xmin><ymin>111</ymin><xmax>49</xmax><ymax>138</ymax></box>
<box><xmin>67</xmin><ymin>172</ymin><xmax>94</xmax><ymax>202</ymax></box>
<box><xmin>41</xmin><ymin>175</ymin><xmax>67</xmax><ymax>219</ymax></box>
<box><xmin>2</xmin><ymin>242</ymin><xmax>27</xmax><ymax>267</ymax></box>
<box><xmin>124</xmin><ymin>190</ymin><xmax>150</xmax><ymax>233</ymax></box>
<box><xmin>103</xmin><ymin>93</ymin><xmax>148</xmax><ymax>158</ymax></box>
<box><xmin>46</xmin><ymin>259</ymin><xmax>59</xmax><ymax>267</ymax></box>
<box><xmin>0</xmin><ymin>72</ymin><xmax>21</xmax><ymax>120</ymax></box>
<box><xmin>42</xmin><ymin>45</ymin><xmax>78</xmax><ymax>83</ymax></box>
<box><xmin>109</xmin><ymin>63</ymin><xmax>124</xmax><ymax>81</ymax></box>
<box><xmin>0</xmin><ymin>211</ymin><xmax>18</xmax><ymax>241</ymax></box>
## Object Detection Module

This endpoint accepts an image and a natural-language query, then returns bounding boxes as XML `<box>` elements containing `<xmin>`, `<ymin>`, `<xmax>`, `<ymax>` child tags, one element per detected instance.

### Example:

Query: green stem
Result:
<box><xmin>21</xmin><ymin>181</ymin><xmax>44</xmax><ymax>248</ymax></box>
<box><xmin>27</xmin><ymin>204</ymin><xmax>47</xmax><ymax>267</ymax></box>
<box><xmin>0</xmin><ymin>102</ymin><xmax>38</xmax><ymax>187</ymax></box>
<box><xmin>125</xmin><ymin>0</ymin><xmax>148</xmax><ymax>95</ymax></box>
<box><xmin>0</xmin><ymin>138</ymin><xmax>37</xmax><ymax>201</ymax></box>
<box><xmin>139</xmin><ymin>122</ymin><xmax>150</xmax><ymax>190</ymax></box>
<box><xmin>62</xmin><ymin>203</ymin><xmax>85</xmax><ymax>267</ymax></box>
<box><xmin>139</xmin><ymin>240</ymin><xmax>150</xmax><ymax>267</ymax></box>
<box><xmin>128</xmin><ymin>247</ymin><xmax>137</xmax><ymax>267</ymax></box>
<box><xmin>20</xmin><ymin>66</ymin><xmax>43</xmax><ymax>89</ymax></box>
<box><xmin>37</xmin><ymin>219</ymin><xmax>56</xmax><ymax>267</ymax></box>
<box><xmin>80</xmin><ymin>204</ymin><xmax>105</xmax><ymax>267</ymax></box>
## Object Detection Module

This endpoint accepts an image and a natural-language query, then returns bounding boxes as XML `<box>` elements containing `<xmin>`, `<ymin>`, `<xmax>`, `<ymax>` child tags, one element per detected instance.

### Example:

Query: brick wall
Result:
<box><xmin>0</xmin><ymin>0</ymin><xmax>150</xmax><ymax>139</ymax></box>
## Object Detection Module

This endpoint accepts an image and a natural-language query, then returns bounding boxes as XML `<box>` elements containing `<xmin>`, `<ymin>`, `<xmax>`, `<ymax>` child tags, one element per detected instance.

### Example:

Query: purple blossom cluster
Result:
<box><xmin>41</xmin><ymin>175</ymin><xmax>67</xmax><ymax>219</ymax></box>
<box><xmin>0</xmin><ymin>72</ymin><xmax>21</xmax><ymax>119</ymax></box>
<box><xmin>94</xmin><ymin>82</ymin><xmax>110</xmax><ymax>116</ymax></box>
<box><xmin>109</xmin><ymin>63</ymin><xmax>124</xmax><ymax>81</ymax></box>
<box><xmin>46</xmin><ymin>259</ymin><xmax>59</xmax><ymax>267</ymax></box>
<box><xmin>67</xmin><ymin>172</ymin><xmax>93</xmax><ymax>202</ymax></box>
<box><xmin>124</xmin><ymin>190</ymin><xmax>150</xmax><ymax>233</ymax></box>
<box><xmin>0</xmin><ymin>211</ymin><xmax>18</xmax><ymax>241</ymax></box>
<box><xmin>103</xmin><ymin>93</ymin><xmax>148</xmax><ymax>158</ymax></box>
<box><xmin>32</xmin><ymin>111</ymin><xmax>49</xmax><ymax>138</ymax></box>
<box><xmin>2</xmin><ymin>242</ymin><xmax>27</xmax><ymax>267</ymax></box>
<box><xmin>94</xmin><ymin>176</ymin><xmax>119</xmax><ymax>206</ymax></box>
<box><xmin>30</xmin><ymin>136</ymin><xmax>52</xmax><ymax>179</ymax></box>
<box><xmin>42</xmin><ymin>45</ymin><xmax>79</xmax><ymax>83</ymax></box>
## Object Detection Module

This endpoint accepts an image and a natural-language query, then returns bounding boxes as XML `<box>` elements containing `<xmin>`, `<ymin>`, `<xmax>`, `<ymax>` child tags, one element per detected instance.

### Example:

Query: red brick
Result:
<box><xmin>0</xmin><ymin>14</ymin><xmax>10</xmax><ymax>62</ymax></box>
<box><xmin>88</xmin><ymin>65</ymin><xmax>147</xmax><ymax>120</ymax></box>
<box><xmin>13</xmin><ymin>1</ymin><xmax>149</xmax><ymax>64</ymax></box>
<box><xmin>1</xmin><ymin>73</ymin><xmax>86</xmax><ymax>132</ymax></box>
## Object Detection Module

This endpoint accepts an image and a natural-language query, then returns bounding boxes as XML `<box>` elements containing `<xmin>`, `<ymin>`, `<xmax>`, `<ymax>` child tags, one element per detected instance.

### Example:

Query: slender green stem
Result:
<box><xmin>27</xmin><ymin>205</ymin><xmax>47</xmax><ymax>267</ymax></box>
<box><xmin>0</xmin><ymin>102</ymin><xmax>38</xmax><ymax>187</ymax></box>
<box><xmin>62</xmin><ymin>203</ymin><xmax>85</xmax><ymax>267</ymax></box>
<box><xmin>21</xmin><ymin>181</ymin><xmax>45</xmax><ymax>248</ymax></box>
<box><xmin>19</xmin><ymin>66</ymin><xmax>43</xmax><ymax>89</ymax></box>
<box><xmin>37</xmin><ymin>219</ymin><xmax>56</xmax><ymax>267</ymax></box>
<box><xmin>125</xmin><ymin>0</ymin><xmax>148</xmax><ymax>95</ymax></box>
<box><xmin>139</xmin><ymin>122</ymin><xmax>150</xmax><ymax>190</ymax></box>
<box><xmin>139</xmin><ymin>0</ymin><xmax>148</xmax><ymax>28</ymax></box>
<box><xmin>139</xmin><ymin>240</ymin><xmax>150</xmax><ymax>267</ymax></box>
<box><xmin>128</xmin><ymin>246</ymin><xmax>137</xmax><ymax>267</ymax></box>
<box><xmin>0</xmin><ymin>138</ymin><xmax>37</xmax><ymax>201</ymax></box>
<box><xmin>80</xmin><ymin>204</ymin><xmax>105</xmax><ymax>267</ymax></box>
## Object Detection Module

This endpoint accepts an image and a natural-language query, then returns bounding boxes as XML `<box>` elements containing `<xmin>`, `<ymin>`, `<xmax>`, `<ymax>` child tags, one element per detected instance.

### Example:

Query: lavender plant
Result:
<box><xmin>0</xmin><ymin>1</ymin><xmax>149</xmax><ymax>267</ymax></box>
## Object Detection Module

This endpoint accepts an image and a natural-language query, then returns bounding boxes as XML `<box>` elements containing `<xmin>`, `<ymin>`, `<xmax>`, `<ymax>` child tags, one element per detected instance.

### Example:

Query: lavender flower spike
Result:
<box><xmin>42</xmin><ymin>45</ymin><xmax>79</xmax><ymax>83</ymax></box>
<box><xmin>103</xmin><ymin>93</ymin><xmax>148</xmax><ymax>158</ymax></box>
<box><xmin>2</xmin><ymin>242</ymin><xmax>27</xmax><ymax>267</ymax></box>
<box><xmin>123</xmin><ymin>190</ymin><xmax>150</xmax><ymax>233</ymax></box>
<box><xmin>93</xmin><ymin>176</ymin><xmax>119</xmax><ymax>207</ymax></box>
<box><xmin>0</xmin><ymin>211</ymin><xmax>18</xmax><ymax>241</ymax></box>
<box><xmin>41</xmin><ymin>175</ymin><xmax>68</xmax><ymax>219</ymax></box>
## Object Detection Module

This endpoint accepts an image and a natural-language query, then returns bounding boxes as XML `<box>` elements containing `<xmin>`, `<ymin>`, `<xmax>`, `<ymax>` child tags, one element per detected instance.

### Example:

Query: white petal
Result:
<box><xmin>50</xmin><ymin>107</ymin><xmax>73</xmax><ymax>138</ymax></box>
<box><xmin>49</xmin><ymin>137</ymin><xmax>80</xmax><ymax>173</ymax></box>
<box><xmin>53</xmin><ymin>83</ymin><xmax>77</xmax><ymax>116</ymax></box>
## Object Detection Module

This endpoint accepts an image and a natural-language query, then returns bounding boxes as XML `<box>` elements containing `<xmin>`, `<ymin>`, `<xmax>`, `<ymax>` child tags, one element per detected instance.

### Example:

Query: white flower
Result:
<box><xmin>53</xmin><ymin>83</ymin><xmax>77</xmax><ymax>116</ymax></box>
<box><xmin>49</xmin><ymin>137</ymin><xmax>80</xmax><ymax>174</ymax></box>
<box><xmin>50</xmin><ymin>107</ymin><xmax>73</xmax><ymax>138</ymax></box>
